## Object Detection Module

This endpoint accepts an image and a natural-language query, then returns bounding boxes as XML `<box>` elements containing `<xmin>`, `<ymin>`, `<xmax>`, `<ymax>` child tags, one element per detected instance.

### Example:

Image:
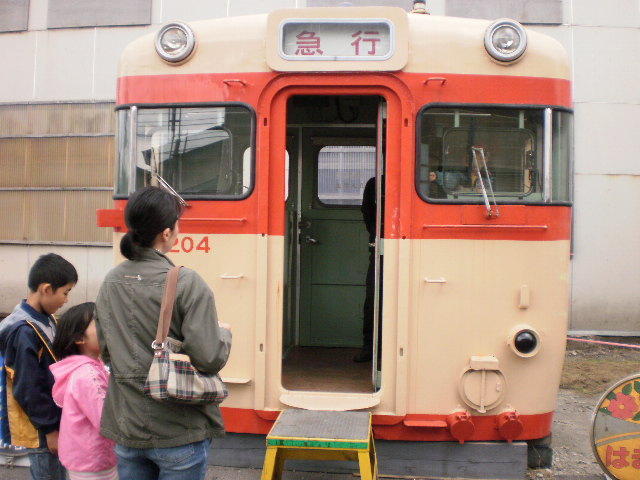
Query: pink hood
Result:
<box><xmin>50</xmin><ymin>355</ymin><xmax>116</xmax><ymax>472</ymax></box>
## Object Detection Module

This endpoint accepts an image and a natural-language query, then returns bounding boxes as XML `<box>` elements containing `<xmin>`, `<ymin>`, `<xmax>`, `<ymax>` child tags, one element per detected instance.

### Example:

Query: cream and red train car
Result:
<box><xmin>98</xmin><ymin>6</ymin><xmax>572</xmax><ymax>448</ymax></box>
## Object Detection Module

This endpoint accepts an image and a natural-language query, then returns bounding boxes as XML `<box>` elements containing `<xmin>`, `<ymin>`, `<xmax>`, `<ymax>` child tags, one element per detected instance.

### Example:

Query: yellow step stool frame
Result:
<box><xmin>261</xmin><ymin>410</ymin><xmax>378</xmax><ymax>480</ymax></box>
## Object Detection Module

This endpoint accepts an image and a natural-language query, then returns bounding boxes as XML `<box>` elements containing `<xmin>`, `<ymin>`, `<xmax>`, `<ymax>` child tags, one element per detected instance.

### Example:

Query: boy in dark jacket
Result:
<box><xmin>0</xmin><ymin>253</ymin><xmax>77</xmax><ymax>480</ymax></box>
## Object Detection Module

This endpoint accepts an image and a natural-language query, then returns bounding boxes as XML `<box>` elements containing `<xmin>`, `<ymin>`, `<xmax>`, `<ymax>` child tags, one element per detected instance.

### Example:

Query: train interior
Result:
<box><xmin>282</xmin><ymin>95</ymin><xmax>384</xmax><ymax>394</ymax></box>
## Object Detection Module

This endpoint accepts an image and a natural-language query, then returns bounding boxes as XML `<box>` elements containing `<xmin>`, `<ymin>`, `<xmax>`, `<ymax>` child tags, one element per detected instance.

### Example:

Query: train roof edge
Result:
<box><xmin>118</xmin><ymin>7</ymin><xmax>571</xmax><ymax>81</ymax></box>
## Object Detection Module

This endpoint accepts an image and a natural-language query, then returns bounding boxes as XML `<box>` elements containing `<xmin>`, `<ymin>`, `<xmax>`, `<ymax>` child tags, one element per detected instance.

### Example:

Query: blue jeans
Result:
<box><xmin>115</xmin><ymin>438</ymin><xmax>211</xmax><ymax>480</ymax></box>
<box><xmin>27</xmin><ymin>449</ymin><xmax>67</xmax><ymax>480</ymax></box>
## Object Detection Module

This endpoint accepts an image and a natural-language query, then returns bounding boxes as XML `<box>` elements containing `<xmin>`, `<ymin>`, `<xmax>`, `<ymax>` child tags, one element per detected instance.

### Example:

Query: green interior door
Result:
<box><xmin>297</xmin><ymin>130</ymin><xmax>375</xmax><ymax>347</ymax></box>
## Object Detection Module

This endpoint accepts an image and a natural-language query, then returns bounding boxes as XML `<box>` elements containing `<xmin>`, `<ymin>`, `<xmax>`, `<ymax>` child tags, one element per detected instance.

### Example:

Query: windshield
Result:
<box><xmin>417</xmin><ymin>107</ymin><xmax>572</xmax><ymax>204</ymax></box>
<box><xmin>116</xmin><ymin>105</ymin><xmax>253</xmax><ymax>199</ymax></box>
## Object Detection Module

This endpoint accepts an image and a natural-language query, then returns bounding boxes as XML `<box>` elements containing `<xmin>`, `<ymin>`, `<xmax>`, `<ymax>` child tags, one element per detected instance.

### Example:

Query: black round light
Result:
<box><xmin>514</xmin><ymin>330</ymin><xmax>537</xmax><ymax>354</ymax></box>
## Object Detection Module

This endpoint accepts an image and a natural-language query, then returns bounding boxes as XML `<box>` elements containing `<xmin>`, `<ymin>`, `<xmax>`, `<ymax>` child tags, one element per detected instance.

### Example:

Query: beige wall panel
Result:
<box><xmin>161</xmin><ymin>0</ymin><xmax>228</xmax><ymax>22</ymax></box>
<box><xmin>28</xmin><ymin>0</ymin><xmax>48</xmax><ymax>31</ymax></box>
<box><xmin>93</xmin><ymin>27</ymin><xmax>154</xmax><ymax>100</ymax></box>
<box><xmin>0</xmin><ymin>32</ymin><xmax>36</xmax><ymax>102</ymax></box>
<box><xmin>24</xmin><ymin>191</ymin><xmax>66</xmax><ymax>242</ymax></box>
<box><xmin>0</xmin><ymin>138</ymin><xmax>27</xmax><ymax>187</ymax></box>
<box><xmin>0</xmin><ymin>103</ymin><xmax>114</xmax><ymax>137</ymax></box>
<box><xmin>34</xmin><ymin>29</ymin><xmax>95</xmax><ymax>101</ymax></box>
<box><xmin>64</xmin><ymin>191</ymin><xmax>113</xmax><ymax>243</ymax></box>
<box><xmin>574</xmin><ymin>103</ymin><xmax>640</xmax><ymax>175</ymax></box>
<box><xmin>26</xmin><ymin>138</ymin><xmax>67</xmax><ymax>187</ymax></box>
<box><xmin>0</xmin><ymin>245</ymin><xmax>30</xmax><ymax>313</ymax></box>
<box><xmin>572</xmin><ymin>0</ymin><xmax>640</xmax><ymax>28</ymax></box>
<box><xmin>572</xmin><ymin>26</ymin><xmax>640</xmax><ymax>104</ymax></box>
<box><xmin>60</xmin><ymin>103</ymin><xmax>115</xmax><ymax>136</ymax></box>
<box><xmin>0</xmin><ymin>245</ymin><xmax>113</xmax><ymax>314</ymax></box>
<box><xmin>0</xmin><ymin>192</ymin><xmax>26</xmax><ymax>241</ymax></box>
<box><xmin>66</xmin><ymin>137</ymin><xmax>114</xmax><ymax>187</ymax></box>
<box><xmin>571</xmin><ymin>174</ymin><xmax>640</xmax><ymax>331</ymax></box>
<box><xmin>229</xmin><ymin>0</ymin><xmax>295</xmax><ymax>16</ymax></box>
<box><xmin>412</xmin><ymin>239</ymin><xmax>570</xmax><ymax>415</ymax></box>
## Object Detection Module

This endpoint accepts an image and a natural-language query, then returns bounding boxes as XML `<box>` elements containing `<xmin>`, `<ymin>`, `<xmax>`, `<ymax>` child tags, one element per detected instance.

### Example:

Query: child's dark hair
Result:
<box><xmin>120</xmin><ymin>186</ymin><xmax>183</xmax><ymax>261</ymax></box>
<box><xmin>52</xmin><ymin>302</ymin><xmax>96</xmax><ymax>359</ymax></box>
<box><xmin>28</xmin><ymin>253</ymin><xmax>78</xmax><ymax>292</ymax></box>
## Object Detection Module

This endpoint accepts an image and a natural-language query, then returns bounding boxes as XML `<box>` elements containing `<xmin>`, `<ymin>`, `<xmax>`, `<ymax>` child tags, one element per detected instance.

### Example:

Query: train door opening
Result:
<box><xmin>282</xmin><ymin>95</ymin><xmax>384</xmax><ymax>394</ymax></box>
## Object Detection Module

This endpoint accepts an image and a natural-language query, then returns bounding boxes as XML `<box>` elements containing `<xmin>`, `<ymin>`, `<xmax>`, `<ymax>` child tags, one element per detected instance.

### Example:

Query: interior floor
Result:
<box><xmin>282</xmin><ymin>347</ymin><xmax>374</xmax><ymax>393</ymax></box>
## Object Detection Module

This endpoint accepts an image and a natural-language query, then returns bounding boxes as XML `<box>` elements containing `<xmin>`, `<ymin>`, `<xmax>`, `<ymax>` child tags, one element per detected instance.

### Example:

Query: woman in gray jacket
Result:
<box><xmin>95</xmin><ymin>186</ymin><xmax>232</xmax><ymax>480</ymax></box>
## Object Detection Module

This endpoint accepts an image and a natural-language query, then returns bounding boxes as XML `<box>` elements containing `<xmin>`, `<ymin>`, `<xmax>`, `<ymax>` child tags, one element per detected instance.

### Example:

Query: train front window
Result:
<box><xmin>417</xmin><ymin>107</ymin><xmax>572</xmax><ymax>204</ymax></box>
<box><xmin>116</xmin><ymin>105</ymin><xmax>253</xmax><ymax>199</ymax></box>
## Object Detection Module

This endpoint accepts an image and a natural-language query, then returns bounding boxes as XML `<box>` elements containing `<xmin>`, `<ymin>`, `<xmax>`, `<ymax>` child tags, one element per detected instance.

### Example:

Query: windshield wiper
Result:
<box><xmin>471</xmin><ymin>146</ymin><xmax>499</xmax><ymax>218</ymax></box>
<box><xmin>152</xmin><ymin>171</ymin><xmax>188</xmax><ymax>207</ymax></box>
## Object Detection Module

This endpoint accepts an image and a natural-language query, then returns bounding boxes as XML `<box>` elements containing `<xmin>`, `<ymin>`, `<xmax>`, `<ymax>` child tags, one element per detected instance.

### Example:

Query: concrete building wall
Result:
<box><xmin>0</xmin><ymin>0</ymin><xmax>638</xmax><ymax>331</ymax></box>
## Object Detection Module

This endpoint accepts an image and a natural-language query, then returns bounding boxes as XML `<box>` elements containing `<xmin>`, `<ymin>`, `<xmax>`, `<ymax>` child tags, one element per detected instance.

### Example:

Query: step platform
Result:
<box><xmin>261</xmin><ymin>410</ymin><xmax>377</xmax><ymax>480</ymax></box>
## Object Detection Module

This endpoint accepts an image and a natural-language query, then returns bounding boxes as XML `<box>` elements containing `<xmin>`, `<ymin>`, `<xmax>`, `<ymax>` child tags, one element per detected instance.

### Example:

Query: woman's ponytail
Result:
<box><xmin>120</xmin><ymin>231</ymin><xmax>141</xmax><ymax>261</ymax></box>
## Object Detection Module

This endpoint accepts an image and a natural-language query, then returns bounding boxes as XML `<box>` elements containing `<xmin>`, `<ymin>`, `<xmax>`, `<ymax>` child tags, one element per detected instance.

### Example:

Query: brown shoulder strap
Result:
<box><xmin>24</xmin><ymin>320</ymin><xmax>58</xmax><ymax>362</ymax></box>
<box><xmin>154</xmin><ymin>266</ymin><xmax>183</xmax><ymax>347</ymax></box>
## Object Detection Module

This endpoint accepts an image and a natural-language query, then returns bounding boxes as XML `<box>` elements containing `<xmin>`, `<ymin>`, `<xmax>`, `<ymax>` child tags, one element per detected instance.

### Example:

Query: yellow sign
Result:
<box><xmin>592</xmin><ymin>374</ymin><xmax>640</xmax><ymax>480</ymax></box>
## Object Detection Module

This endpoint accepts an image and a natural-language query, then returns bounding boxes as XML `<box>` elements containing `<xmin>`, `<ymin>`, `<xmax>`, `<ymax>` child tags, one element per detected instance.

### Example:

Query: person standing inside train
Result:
<box><xmin>354</xmin><ymin>176</ymin><xmax>383</xmax><ymax>363</ymax></box>
<box><xmin>95</xmin><ymin>186</ymin><xmax>232</xmax><ymax>480</ymax></box>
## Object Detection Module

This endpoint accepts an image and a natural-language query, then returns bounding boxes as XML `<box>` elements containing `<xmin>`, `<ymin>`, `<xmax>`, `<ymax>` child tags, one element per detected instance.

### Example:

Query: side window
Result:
<box><xmin>317</xmin><ymin>146</ymin><xmax>376</xmax><ymax>206</ymax></box>
<box><xmin>418</xmin><ymin>107</ymin><xmax>546</xmax><ymax>203</ymax></box>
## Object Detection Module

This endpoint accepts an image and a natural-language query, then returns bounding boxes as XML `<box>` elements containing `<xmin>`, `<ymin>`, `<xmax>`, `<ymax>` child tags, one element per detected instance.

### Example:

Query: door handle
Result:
<box><xmin>300</xmin><ymin>234</ymin><xmax>319</xmax><ymax>245</ymax></box>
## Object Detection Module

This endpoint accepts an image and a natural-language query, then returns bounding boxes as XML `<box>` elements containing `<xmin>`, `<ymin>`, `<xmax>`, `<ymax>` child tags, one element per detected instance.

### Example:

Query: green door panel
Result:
<box><xmin>309</xmin><ymin>285</ymin><xmax>365</xmax><ymax>347</ymax></box>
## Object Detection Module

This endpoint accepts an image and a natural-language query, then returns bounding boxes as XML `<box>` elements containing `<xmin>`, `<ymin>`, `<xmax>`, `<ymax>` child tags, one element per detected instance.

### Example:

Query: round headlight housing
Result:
<box><xmin>155</xmin><ymin>22</ymin><xmax>195</xmax><ymax>63</ymax></box>
<box><xmin>484</xmin><ymin>19</ymin><xmax>527</xmax><ymax>62</ymax></box>
<box><xmin>508</xmin><ymin>325</ymin><xmax>540</xmax><ymax>357</ymax></box>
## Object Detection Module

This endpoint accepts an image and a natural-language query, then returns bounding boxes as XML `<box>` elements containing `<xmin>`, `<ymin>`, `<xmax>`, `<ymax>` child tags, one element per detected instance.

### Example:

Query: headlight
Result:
<box><xmin>484</xmin><ymin>19</ymin><xmax>527</xmax><ymax>62</ymax></box>
<box><xmin>155</xmin><ymin>22</ymin><xmax>196</xmax><ymax>63</ymax></box>
<box><xmin>508</xmin><ymin>325</ymin><xmax>540</xmax><ymax>357</ymax></box>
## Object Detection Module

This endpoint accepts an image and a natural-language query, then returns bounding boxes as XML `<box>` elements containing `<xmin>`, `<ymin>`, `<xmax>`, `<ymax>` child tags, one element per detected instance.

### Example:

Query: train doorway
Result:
<box><xmin>282</xmin><ymin>95</ymin><xmax>384</xmax><ymax>394</ymax></box>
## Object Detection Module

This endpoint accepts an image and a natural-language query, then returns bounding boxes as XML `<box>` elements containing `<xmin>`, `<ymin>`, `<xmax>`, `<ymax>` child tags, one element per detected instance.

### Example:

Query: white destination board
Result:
<box><xmin>280</xmin><ymin>20</ymin><xmax>393</xmax><ymax>61</ymax></box>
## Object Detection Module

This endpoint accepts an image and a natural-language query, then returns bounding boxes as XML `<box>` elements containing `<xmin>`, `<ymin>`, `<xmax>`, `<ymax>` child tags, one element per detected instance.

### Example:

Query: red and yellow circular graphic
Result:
<box><xmin>592</xmin><ymin>373</ymin><xmax>640</xmax><ymax>480</ymax></box>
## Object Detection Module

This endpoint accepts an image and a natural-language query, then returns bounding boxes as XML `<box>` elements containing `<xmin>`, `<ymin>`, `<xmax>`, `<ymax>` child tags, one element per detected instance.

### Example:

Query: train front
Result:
<box><xmin>99</xmin><ymin>6</ymin><xmax>572</xmax><ymax>451</ymax></box>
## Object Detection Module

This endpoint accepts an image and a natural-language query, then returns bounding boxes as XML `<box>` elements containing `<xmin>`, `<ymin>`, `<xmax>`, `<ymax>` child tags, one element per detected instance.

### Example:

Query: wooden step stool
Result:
<box><xmin>261</xmin><ymin>410</ymin><xmax>377</xmax><ymax>480</ymax></box>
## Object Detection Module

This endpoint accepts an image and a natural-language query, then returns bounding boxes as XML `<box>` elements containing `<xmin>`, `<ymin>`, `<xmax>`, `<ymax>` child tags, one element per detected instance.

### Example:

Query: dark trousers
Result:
<box><xmin>362</xmin><ymin>252</ymin><xmax>383</xmax><ymax>360</ymax></box>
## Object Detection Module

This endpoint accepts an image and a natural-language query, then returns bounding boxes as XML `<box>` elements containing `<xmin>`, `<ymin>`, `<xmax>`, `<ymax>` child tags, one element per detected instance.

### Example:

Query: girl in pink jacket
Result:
<box><xmin>50</xmin><ymin>302</ymin><xmax>117</xmax><ymax>480</ymax></box>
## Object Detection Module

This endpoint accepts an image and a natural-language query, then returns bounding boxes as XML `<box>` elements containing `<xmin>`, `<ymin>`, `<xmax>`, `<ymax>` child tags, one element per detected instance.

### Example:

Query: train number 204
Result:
<box><xmin>169</xmin><ymin>236</ymin><xmax>211</xmax><ymax>254</ymax></box>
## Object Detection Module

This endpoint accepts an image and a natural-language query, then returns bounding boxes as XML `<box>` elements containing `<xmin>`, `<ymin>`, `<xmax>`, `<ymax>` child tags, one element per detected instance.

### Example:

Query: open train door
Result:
<box><xmin>280</xmin><ymin>94</ymin><xmax>385</xmax><ymax>394</ymax></box>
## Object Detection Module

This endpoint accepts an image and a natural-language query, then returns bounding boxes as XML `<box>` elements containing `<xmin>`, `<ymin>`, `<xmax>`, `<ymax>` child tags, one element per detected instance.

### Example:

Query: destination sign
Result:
<box><xmin>280</xmin><ymin>20</ymin><xmax>393</xmax><ymax>61</ymax></box>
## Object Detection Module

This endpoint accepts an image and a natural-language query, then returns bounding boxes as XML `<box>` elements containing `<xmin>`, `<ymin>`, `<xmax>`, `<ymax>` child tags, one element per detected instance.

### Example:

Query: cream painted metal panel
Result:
<box><xmin>574</xmin><ymin>103</ymin><xmax>640</xmax><ymax>175</ymax></box>
<box><xmin>93</xmin><ymin>27</ymin><xmax>152</xmax><ymax>100</ymax></box>
<box><xmin>572</xmin><ymin>26</ymin><xmax>640</xmax><ymax>104</ymax></box>
<box><xmin>405</xmin><ymin>14</ymin><xmax>571</xmax><ymax>78</ymax></box>
<box><xmin>0</xmin><ymin>32</ymin><xmax>36</xmax><ymax>102</ymax></box>
<box><xmin>571</xmin><ymin>174</ymin><xmax>640</xmax><ymax>331</ymax></box>
<box><xmin>164</xmin><ymin>233</ymin><xmax>261</xmax><ymax>409</ymax></box>
<box><xmin>413</xmin><ymin>239</ymin><xmax>570</xmax><ymax>414</ymax></box>
<box><xmin>572</xmin><ymin>0</ymin><xmax>640</xmax><ymax>28</ymax></box>
<box><xmin>0</xmin><ymin>192</ymin><xmax>26</xmax><ymax>240</ymax></box>
<box><xmin>34</xmin><ymin>29</ymin><xmax>95</xmax><ymax>101</ymax></box>
<box><xmin>160</xmin><ymin>0</ymin><xmax>227</xmax><ymax>23</ymax></box>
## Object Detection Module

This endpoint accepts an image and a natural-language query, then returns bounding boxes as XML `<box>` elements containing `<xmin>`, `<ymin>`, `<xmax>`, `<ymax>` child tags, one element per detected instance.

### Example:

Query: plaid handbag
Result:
<box><xmin>144</xmin><ymin>266</ymin><xmax>228</xmax><ymax>405</ymax></box>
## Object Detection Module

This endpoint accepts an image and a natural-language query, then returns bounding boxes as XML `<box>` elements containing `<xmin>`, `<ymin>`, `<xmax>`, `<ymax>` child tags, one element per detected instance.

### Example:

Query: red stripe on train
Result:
<box><xmin>117</xmin><ymin>72</ymin><xmax>571</xmax><ymax>108</ymax></box>
<box><xmin>98</xmin><ymin>202</ymin><xmax>570</xmax><ymax>241</ymax></box>
<box><xmin>220</xmin><ymin>407</ymin><xmax>553</xmax><ymax>442</ymax></box>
